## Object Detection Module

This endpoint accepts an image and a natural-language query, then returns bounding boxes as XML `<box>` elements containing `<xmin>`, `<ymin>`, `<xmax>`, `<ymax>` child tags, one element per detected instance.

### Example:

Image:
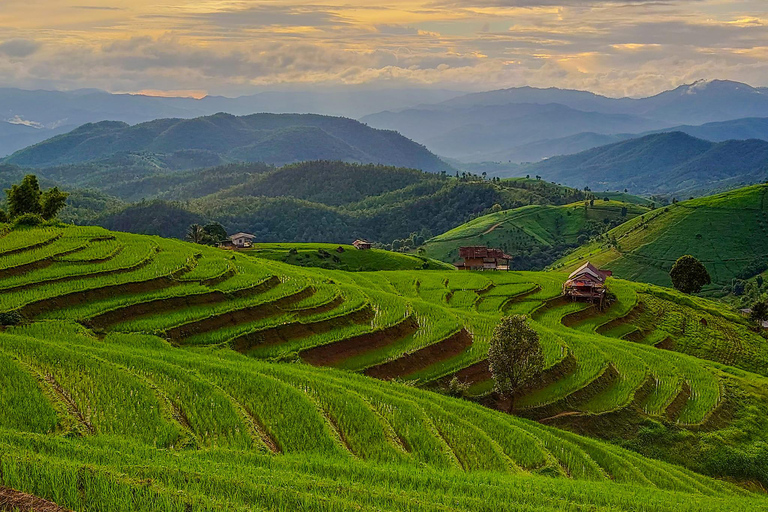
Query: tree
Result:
<box><xmin>202</xmin><ymin>222</ymin><xmax>227</xmax><ymax>245</ymax></box>
<box><xmin>670</xmin><ymin>255</ymin><xmax>711</xmax><ymax>294</ymax></box>
<box><xmin>621</xmin><ymin>206</ymin><xmax>628</xmax><ymax>217</ymax></box>
<box><xmin>750</xmin><ymin>300</ymin><xmax>768</xmax><ymax>327</ymax></box>
<box><xmin>0</xmin><ymin>209</ymin><xmax>7</xmax><ymax>223</ymax></box>
<box><xmin>40</xmin><ymin>187</ymin><xmax>69</xmax><ymax>220</ymax></box>
<box><xmin>5</xmin><ymin>175</ymin><xmax>68</xmax><ymax>221</ymax></box>
<box><xmin>6</xmin><ymin>174</ymin><xmax>42</xmax><ymax>218</ymax></box>
<box><xmin>488</xmin><ymin>315</ymin><xmax>544</xmax><ymax>411</ymax></box>
<box><xmin>186</xmin><ymin>224</ymin><xmax>206</xmax><ymax>244</ymax></box>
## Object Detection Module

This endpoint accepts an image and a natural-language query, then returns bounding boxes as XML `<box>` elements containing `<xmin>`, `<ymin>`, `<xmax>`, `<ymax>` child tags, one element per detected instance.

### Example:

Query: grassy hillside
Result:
<box><xmin>554</xmin><ymin>184</ymin><xmax>768</xmax><ymax>292</ymax></box>
<box><xmin>423</xmin><ymin>199</ymin><xmax>648</xmax><ymax>269</ymax></box>
<box><xmin>245</xmin><ymin>243</ymin><xmax>454</xmax><ymax>271</ymax></box>
<box><xmin>87</xmin><ymin>165</ymin><xmax>590</xmax><ymax>244</ymax></box>
<box><xmin>2</xmin><ymin>222</ymin><xmax>768</xmax><ymax>505</ymax></box>
<box><xmin>4</xmin><ymin>113</ymin><xmax>453</xmax><ymax>173</ymax></box>
<box><xmin>523</xmin><ymin>131</ymin><xmax>768</xmax><ymax>197</ymax></box>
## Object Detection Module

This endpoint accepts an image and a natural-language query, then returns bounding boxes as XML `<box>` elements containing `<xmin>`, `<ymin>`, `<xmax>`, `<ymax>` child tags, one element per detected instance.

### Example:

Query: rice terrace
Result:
<box><xmin>6</xmin><ymin>1</ymin><xmax>768</xmax><ymax>510</ymax></box>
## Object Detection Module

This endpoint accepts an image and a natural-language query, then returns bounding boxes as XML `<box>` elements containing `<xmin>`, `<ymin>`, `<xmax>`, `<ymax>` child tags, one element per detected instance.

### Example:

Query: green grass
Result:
<box><xmin>423</xmin><ymin>200</ymin><xmax>648</xmax><ymax>266</ymax></box>
<box><xmin>245</xmin><ymin>243</ymin><xmax>454</xmax><ymax>271</ymax></box>
<box><xmin>2</xmin><ymin>223</ymin><xmax>768</xmax><ymax>508</ymax></box>
<box><xmin>554</xmin><ymin>184</ymin><xmax>768</xmax><ymax>291</ymax></box>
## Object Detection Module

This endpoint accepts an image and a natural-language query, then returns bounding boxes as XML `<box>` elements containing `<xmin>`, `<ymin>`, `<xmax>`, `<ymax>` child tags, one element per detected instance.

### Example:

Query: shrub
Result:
<box><xmin>0</xmin><ymin>311</ymin><xmax>22</xmax><ymax>326</ymax></box>
<box><xmin>670</xmin><ymin>255</ymin><xmax>711</xmax><ymax>294</ymax></box>
<box><xmin>445</xmin><ymin>377</ymin><xmax>470</xmax><ymax>398</ymax></box>
<box><xmin>12</xmin><ymin>213</ymin><xmax>44</xmax><ymax>227</ymax></box>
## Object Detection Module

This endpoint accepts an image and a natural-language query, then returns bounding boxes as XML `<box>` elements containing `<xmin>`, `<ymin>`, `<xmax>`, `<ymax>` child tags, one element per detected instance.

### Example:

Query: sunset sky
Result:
<box><xmin>2</xmin><ymin>0</ymin><xmax>768</xmax><ymax>97</ymax></box>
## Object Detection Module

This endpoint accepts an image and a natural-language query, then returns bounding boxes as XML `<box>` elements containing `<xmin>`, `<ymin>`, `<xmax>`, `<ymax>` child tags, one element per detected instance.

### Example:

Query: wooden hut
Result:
<box><xmin>562</xmin><ymin>262</ymin><xmax>612</xmax><ymax>306</ymax></box>
<box><xmin>454</xmin><ymin>246</ymin><xmax>511</xmax><ymax>271</ymax></box>
<box><xmin>353</xmin><ymin>239</ymin><xmax>372</xmax><ymax>250</ymax></box>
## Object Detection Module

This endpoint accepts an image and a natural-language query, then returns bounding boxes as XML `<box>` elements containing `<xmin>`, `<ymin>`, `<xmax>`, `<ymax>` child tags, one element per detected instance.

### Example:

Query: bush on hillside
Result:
<box><xmin>12</xmin><ymin>213</ymin><xmax>44</xmax><ymax>228</ymax></box>
<box><xmin>670</xmin><ymin>255</ymin><xmax>711</xmax><ymax>294</ymax></box>
<box><xmin>0</xmin><ymin>311</ymin><xmax>22</xmax><ymax>326</ymax></box>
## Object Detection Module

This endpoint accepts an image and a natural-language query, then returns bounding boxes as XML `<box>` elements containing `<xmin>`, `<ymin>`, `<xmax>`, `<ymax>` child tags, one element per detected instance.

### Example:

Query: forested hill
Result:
<box><xmin>3</xmin><ymin>113</ymin><xmax>453</xmax><ymax>173</ymax></box>
<box><xmin>83</xmin><ymin>164</ymin><xmax>588</xmax><ymax>244</ymax></box>
<box><xmin>523</xmin><ymin>131</ymin><xmax>768</xmax><ymax>196</ymax></box>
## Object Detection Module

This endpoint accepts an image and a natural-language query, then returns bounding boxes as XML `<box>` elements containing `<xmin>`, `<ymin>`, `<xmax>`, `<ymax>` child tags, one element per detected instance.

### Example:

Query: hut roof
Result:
<box><xmin>568</xmin><ymin>262</ymin><xmax>611</xmax><ymax>283</ymax></box>
<box><xmin>229</xmin><ymin>232</ymin><xmax>256</xmax><ymax>240</ymax></box>
<box><xmin>459</xmin><ymin>246</ymin><xmax>512</xmax><ymax>260</ymax></box>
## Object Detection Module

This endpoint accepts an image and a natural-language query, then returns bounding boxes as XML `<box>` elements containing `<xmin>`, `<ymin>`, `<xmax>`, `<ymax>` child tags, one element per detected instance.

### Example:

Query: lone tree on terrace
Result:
<box><xmin>5</xmin><ymin>174</ymin><xmax>68</xmax><ymax>220</ymax></box>
<box><xmin>670</xmin><ymin>255</ymin><xmax>711</xmax><ymax>294</ymax></box>
<box><xmin>488</xmin><ymin>315</ymin><xmax>544</xmax><ymax>411</ymax></box>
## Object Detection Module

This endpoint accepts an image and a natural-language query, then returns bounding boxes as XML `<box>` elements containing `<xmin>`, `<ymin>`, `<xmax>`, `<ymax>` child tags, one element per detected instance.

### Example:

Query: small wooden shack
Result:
<box><xmin>353</xmin><ymin>239</ymin><xmax>372</xmax><ymax>250</ymax></box>
<box><xmin>562</xmin><ymin>262</ymin><xmax>612</xmax><ymax>306</ymax></box>
<box><xmin>221</xmin><ymin>232</ymin><xmax>256</xmax><ymax>249</ymax></box>
<box><xmin>454</xmin><ymin>246</ymin><xmax>511</xmax><ymax>271</ymax></box>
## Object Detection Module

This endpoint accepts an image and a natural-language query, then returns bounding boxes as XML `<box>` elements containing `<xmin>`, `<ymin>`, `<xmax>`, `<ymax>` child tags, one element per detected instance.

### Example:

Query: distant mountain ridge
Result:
<box><xmin>0</xmin><ymin>86</ymin><xmax>462</xmax><ymax>156</ymax></box>
<box><xmin>4</xmin><ymin>113</ymin><xmax>452</xmax><ymax>173</ymax></box>
<box><xmin>521</xmin><ymin>131</ymin><xmax>768</xmax><ymax>196</ymax></box>
<box><xmin>363</xmin><ymin>79</ymin><xmax>768</xmax><ymax>163</ymax></box>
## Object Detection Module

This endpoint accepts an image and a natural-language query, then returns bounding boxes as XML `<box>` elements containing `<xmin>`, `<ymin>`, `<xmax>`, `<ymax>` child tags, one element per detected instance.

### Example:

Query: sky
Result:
<box><xmin>1</xmin><ymin>0</ymin><xmax>768</xmax><ymax>98</ymax></box>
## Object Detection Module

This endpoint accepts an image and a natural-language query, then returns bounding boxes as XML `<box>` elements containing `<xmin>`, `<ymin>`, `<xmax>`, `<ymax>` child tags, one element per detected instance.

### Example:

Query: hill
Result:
<box><xmin>645</xmin><ymin>117</ymin><xmax>768</xmax><ymax>143</ymax></box>
<box><xmin>2</xmin><ymin>222</ymin><xmax>768</xmax><ymax>503</ymax></box>
<box><xmin>0</xmin><ymin>86</ymin><xmax>463</xmax><ymax>156</ymax></box>
<box><xmin>38</xmin><ymin>162</ymin><xmax>589</xmax><ymax>244</ymax></box>
<box><xmin>245</xmin><ymin>243</ymin><xmax>454</xmax><ymax>271</ymax></box>
<box><xmin>422</xmin><ymin>199</ymin><xmax>649</xmax><ymax>269</ymax></box>
<box><xmin>554</xmin><ymin>184</ymin><xmax>768</xmax><ymax>292</ymax></box>
<box><xmin>363</xmin><ymin>80</ymin><xmax>768</xmax><ymax>165</ymax></box>
<box><xmin>523</xmin><ymin>132</ymin><xmax>768</xmax><ymax>196</ymax></box>
<box><xmin>362</xmin><ymin>102</ymin><xmax>667</xmax><ymax>162</ymax></box>
<box><xmin>4</xmin><ymin>113</ymin><xmax>453</xmax><ymax>173</ymax></box>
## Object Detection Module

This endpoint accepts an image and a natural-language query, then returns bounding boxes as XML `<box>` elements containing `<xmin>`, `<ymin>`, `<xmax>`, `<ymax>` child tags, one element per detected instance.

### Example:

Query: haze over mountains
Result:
<box><xmin>6</xmin><ymin>78</ymin><xmax>768</xmax><ymax>201</ymax></box>
<box><xmin>4</xmin><ymin>113</ymin><xmax>452</xmax><ymax>173</ymax></box>
<box><xmin>522</xmin><ymin>132</ymin><xmax>768</xmax><ymax>197</ymax></box>
<box><xmin>0</xmin><ymin>87</ymin><xmax>462</xmax><ymax>157</ymax></box>
<box><xmin>363</xmin><ymin>79</ymin><xmax>768</xmax><ymax>163</ymax></box>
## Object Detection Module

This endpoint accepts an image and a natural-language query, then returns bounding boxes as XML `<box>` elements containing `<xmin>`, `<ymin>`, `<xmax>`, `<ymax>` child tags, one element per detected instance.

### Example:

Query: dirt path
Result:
<box><xmin>0</xmin><ymin>486</ymin><xmax>72</xmax><ymax>512</ymax></box>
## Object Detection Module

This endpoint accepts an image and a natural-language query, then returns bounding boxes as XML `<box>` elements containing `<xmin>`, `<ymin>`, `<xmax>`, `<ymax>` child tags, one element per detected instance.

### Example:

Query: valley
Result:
<box><xmin>3</xmin><ymin>51</ymin><xmax>768</xmax><ymax>512</ymax></box>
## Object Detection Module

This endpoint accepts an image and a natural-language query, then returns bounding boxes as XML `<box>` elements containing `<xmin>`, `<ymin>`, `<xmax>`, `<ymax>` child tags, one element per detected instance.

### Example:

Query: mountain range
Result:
<box><xmin>362</xmin><ymin>79</ymin><xmax>768</xmax><ymax>163</ymax></box>
<box><xmin>4</xmin><ymin>113</ymin><xmax>452</xmax><ymax>173</ymax></box>
<box><xmin>521</xmin><ymin>131</ymin><xmax>768</xmax><ymax>196</ymax></box>
<box><xmin>0</xmin><ymin>87</ymin><xmax>462</xmax><ymax>157</ymax></box>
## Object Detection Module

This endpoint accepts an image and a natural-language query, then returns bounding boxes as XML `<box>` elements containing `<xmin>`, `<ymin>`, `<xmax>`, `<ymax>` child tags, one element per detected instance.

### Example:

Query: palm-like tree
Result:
<box><xmin>186</xmin><ymin>224</ymin><xmax>205</xmax><ymax>244</ymax></box>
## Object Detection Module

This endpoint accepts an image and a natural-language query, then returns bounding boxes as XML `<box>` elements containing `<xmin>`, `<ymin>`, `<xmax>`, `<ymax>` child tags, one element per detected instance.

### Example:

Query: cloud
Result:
<box><xmin>71</xmin><ymin>5</ymin><xmax>122</xmax><ymax>10</ymax></box>
<box><xmin>0</xmin><ymin>0</ymin><xmax>767</xmax><ymax>98</ymax></box>
<box><xmin>0</xmin><ymin>39</ymin><xmax>41</xmax><ymax>58</ymax></box>
<box><xmin>165</xmin><ymin>5</ymin><xmax>350</xmax><ymax>29</ymax></box>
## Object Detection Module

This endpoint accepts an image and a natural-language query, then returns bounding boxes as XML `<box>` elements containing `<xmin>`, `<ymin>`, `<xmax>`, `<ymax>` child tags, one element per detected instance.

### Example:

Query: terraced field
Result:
<box><xmin>555</xmin><ymin>184</ymin><xmax>768</xmax><ymax>291</ymax></box>
<box><xmin>2</xmin><ymin>224</ymin><xmax>768</xmax><ymax>510</ymax></box>
<box><xmin>422</xmin><ymin>200</ymin><xmax>648</xmax><ymax>266</ymax></box>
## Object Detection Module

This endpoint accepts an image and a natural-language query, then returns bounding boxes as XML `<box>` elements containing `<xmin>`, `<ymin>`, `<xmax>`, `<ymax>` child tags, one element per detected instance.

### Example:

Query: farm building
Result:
<box><xmin>353</xmin><ymin>239</ymin><xmax>372</xmax><ymax>250</ymax></box>
<box><xmin>739</xmin><ymin>308</ymin><xmax>768</xmax><ymax>329</ymax></box>
<box><xmin>221</xmin><ymin>232</ymin><xmax>256</xmax><ymax>249</ymax></box>
<box><xmin>454</xmin><ymin>246</ymin><xmax>512</xmax><ymax>271</ymax></box>
<box><xmin>563</xmin><ymin>262</ymin><xmax>612</xmax><ymax>305</ymax></box>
